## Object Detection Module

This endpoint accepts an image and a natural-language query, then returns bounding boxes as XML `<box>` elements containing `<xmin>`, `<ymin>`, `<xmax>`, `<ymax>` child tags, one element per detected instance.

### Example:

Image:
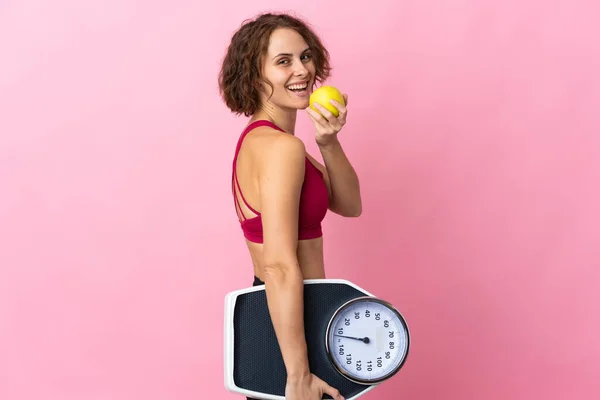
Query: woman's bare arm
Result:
<box><xmin>258</xmin><ymin>133</ymin><xmax>310</xmax><ymax>380</ymax></box>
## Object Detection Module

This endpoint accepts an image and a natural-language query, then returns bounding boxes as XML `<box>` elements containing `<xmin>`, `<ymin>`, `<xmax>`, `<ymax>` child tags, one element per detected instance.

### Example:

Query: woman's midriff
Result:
<box><xmin>246</xmin><ymin>237</ymin><xmax>326</xmax><ymax>281</ymax></box>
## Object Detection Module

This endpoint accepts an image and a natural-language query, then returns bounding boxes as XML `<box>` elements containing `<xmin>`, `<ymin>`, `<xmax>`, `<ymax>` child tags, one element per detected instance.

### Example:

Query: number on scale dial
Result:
<box><xmin>326</xmin><ymin>297</ymin><xmax>410</xmax><ymax>385</ymax></box>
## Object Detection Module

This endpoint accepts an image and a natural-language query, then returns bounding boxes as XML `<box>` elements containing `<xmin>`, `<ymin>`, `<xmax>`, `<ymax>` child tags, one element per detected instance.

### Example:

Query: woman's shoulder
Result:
<box><xmin>245</xmin><ymin>125</ymin><xmax>306</xmax><ymax>158</ymax></box>
<box><xmin>239</xmin><ymin>129</ymin><xmax>306</xmax><ymax>179</ymax></box>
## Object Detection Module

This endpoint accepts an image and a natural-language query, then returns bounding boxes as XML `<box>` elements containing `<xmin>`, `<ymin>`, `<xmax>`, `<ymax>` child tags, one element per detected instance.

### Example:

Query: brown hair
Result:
<box><xmin>218</xmin><ymin>12</ymin><xmax>332</xmax><ymax>117</ymax></box>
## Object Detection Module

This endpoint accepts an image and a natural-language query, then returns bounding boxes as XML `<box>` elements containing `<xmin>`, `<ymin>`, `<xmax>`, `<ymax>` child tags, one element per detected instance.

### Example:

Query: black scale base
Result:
<box><xmin>232</xmin><ymin>282</ymin><xmax>373</xmax><ymax>399</ymax></box>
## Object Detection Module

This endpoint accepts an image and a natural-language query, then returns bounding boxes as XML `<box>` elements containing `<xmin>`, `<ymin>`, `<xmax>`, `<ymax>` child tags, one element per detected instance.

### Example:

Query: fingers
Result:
<box><xmin>330</xmin><ymin>99</ymin><xmax>347</xmax><ymax>116</ymax></box>
<box><xmin>306</xmin><ymin>107</ymin><xmax>327</xmax><ymax>126</ymax></box>
<box><xmin>307</xmin><ymin>106</ymin><xmax>337</xmax><ymax>132</ymax></box>
<box><xmin>321</xmin><ymin>382</ymin><xmax>344</xmax><ymax>400</ymax></box>
<box><xmin>310</xmin><ymin>102</ymin><xmax>345</xmax><ymax>129</ymax></box>
<box><xmin>329</xmin><ymin>100</ymin><xmax>347</xmax><ymax>125</ymax></box>
<box><xmin>312</xmin><ymin>102</ymin><xmax>336</xmax><ymax>121</ymax></box>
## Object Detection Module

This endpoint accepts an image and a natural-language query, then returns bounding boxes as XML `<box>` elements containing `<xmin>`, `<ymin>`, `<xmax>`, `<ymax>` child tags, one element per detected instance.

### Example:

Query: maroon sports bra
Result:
<box><xmin>231</xmin><ymin>120</ymin><xmax>329</xmax><ymax>243</ymax></box>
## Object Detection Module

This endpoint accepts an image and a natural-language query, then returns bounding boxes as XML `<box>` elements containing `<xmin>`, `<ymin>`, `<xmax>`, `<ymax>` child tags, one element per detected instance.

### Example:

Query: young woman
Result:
<box><xmin>219</xmin><ymin>12</ymin><xmax>361</xmax><ymax>400</ymax></box>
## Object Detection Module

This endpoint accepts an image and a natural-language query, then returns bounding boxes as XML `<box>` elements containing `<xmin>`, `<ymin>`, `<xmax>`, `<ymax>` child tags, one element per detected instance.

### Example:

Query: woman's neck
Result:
<box><xmin>251</xmin><ymin>104</ymin><xmax>297</xmax><ymax>135</ymax></box>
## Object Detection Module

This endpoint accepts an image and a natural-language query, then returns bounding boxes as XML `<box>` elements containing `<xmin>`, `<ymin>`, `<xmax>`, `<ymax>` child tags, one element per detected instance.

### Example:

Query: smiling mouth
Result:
<box><xmin>286</xmin><ymin>83</ymin><xmax>308</xmax><ymax>92</ymax></box>
<box><xmin>285</xmin><ymin>82</ymin><xmax>309</xmax><ymax>99</ymax></box>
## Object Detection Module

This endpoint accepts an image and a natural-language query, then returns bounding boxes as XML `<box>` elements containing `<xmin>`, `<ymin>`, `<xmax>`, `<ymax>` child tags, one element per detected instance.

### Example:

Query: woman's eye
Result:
<box><xmin>278</xmin><ymin>54</ymin><xmax>311</xmax><ymax>65</ymax></box>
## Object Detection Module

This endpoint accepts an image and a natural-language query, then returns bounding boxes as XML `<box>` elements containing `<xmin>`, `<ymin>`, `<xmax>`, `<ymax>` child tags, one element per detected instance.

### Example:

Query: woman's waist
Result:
<box><xmin>247</xmin><ymin>240</ymin><xmax>325</xmax><ymax>279</ymax></box>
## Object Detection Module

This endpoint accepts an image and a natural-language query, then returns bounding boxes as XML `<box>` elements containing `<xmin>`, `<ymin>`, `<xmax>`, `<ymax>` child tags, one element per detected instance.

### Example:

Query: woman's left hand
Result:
<box><xmin>306</xmin><ymin>94</ymin><xmax>348</xmax><ymax>147</ymax></box>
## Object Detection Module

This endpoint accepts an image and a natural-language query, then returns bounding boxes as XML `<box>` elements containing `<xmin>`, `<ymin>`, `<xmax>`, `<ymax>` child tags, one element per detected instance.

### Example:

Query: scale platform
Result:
<box><xmin>224</xmin><ymin>279</ymin><xmax>410</xmax><ymax>400</ymax></box>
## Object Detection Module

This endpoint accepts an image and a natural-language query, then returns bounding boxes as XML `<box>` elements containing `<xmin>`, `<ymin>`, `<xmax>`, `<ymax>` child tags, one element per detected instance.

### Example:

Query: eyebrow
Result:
<box><xmin>273</xmin><ymin>47</ymin><xmax>311</xmax><ymax>60</ymax></box>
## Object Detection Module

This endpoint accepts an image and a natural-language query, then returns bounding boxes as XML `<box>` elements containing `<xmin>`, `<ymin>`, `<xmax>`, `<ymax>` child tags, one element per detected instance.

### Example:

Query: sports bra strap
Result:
<box><xmin>232</xmin><ymin>120</ymin><xmax>285</xmax><ymax>221</ymax></box>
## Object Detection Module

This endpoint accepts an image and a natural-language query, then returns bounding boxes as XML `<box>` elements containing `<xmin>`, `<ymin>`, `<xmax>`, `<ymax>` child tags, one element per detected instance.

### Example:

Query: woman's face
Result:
<box><xmin>259</xmin><ymin>28</ymin><xmax>316</xmax><ymax>111</ymax></box>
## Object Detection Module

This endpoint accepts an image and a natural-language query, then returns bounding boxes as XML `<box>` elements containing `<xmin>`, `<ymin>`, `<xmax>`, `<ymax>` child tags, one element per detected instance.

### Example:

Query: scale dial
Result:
<box><xmin>325</xmin><ymin>296</ymin><xmax>410</xmax><ymax>385</ymax></box>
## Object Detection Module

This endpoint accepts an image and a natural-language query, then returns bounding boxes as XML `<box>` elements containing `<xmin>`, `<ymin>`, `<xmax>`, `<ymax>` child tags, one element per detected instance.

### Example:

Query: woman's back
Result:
<box><xmin>232</xmin><ymin>119</ymin><xmax>330</xmax><ymax>282</ymax></box>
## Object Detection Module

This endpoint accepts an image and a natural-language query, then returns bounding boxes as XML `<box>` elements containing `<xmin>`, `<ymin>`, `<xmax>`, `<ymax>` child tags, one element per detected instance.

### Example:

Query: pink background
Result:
<box><xmin>1</xmin><ymin>1</ymin><xmax>599</xmax><ymax>399</ymax></box>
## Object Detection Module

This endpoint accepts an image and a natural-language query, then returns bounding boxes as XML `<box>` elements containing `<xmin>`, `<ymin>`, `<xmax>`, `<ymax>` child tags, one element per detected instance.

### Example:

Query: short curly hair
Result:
<box><xmin>218</xmin><ymin>12</ymin><xmax>332</xmax><ymax>117</ymax></box>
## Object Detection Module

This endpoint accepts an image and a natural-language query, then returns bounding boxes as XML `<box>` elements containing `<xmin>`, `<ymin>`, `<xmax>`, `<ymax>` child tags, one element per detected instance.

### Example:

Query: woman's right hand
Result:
<box><xmin>285</xmin><ymin>373</ymin><xmax>345</xmax><ymax>400</ymax></box>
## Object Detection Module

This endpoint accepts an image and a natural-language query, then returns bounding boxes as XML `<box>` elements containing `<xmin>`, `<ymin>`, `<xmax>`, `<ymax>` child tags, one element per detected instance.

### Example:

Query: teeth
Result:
<box><xmin>287</xmin><ymin>83</ymin><xmax>307</xmax><ymax>90</ymax></box>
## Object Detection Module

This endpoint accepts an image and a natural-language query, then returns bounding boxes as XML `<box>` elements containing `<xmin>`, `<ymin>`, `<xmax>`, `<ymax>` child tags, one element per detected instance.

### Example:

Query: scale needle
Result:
<box><xmin>335</xmin><ymin>334</ymin><xmax>370</xmax><ymax>344</ymax></box>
